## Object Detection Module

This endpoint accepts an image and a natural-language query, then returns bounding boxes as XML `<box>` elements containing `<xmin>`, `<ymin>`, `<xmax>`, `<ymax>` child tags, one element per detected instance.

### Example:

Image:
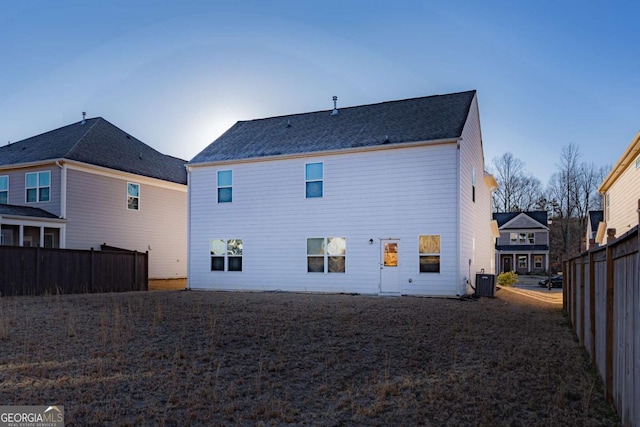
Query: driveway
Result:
<box><xmin>499</xmin><ymin>275</ymin><xmax>563</xmax><ymax>306</ymax></box>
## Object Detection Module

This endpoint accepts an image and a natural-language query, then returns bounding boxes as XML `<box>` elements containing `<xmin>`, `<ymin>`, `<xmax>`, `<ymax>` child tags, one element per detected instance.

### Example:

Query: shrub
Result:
<box><xmin>497</xmin><ymin>271</ymin><xmax>518</xmax><ymax>287</ymax></box>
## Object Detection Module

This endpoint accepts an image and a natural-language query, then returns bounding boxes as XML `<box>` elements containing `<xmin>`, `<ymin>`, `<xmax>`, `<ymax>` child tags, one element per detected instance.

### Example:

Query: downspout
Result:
<box><xmin>56</xmin><ymin>160</ymin><xmax>67</xmax><ymax>248</ymax></box>
<box><xmin>456</xmin><ymin>142</ymin><xmax>462</xmax><ymax>296</ymax></box>
<box><xmin>186</xmin><ymin>165</ymin><xmax>192</xmax><ymax>290</ymax></box>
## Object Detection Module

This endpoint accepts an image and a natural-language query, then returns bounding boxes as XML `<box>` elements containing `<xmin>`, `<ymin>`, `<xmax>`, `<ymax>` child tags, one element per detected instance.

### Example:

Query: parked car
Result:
<box><xmin>538</xmin><ymin>275</ymin><xmax>563</xmax><ymax>288</ymax></box>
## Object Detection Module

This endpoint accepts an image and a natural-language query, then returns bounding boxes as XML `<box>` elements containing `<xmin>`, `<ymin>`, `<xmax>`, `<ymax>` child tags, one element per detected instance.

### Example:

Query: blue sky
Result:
<box><xmin>2</xmin><ymin>0</ymin><xmax>638</xmax><ymax>185</ymax></box>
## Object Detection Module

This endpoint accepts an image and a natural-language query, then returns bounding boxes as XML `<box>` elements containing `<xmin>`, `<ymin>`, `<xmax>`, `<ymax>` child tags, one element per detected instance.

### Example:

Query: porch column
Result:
<box><xmin>40</xmin><ymin>226</ymin><xmax>45</xmax><ymax>248</ymax></box>
<box><xmin>18</xmin><ymin>225</ymin><xmax>24</xmax><ymax>246</ymax></box>
<box><xmin>59</xmin><ymin>224</ymin><xmax>66</xmax><ymax>249</ymax></box>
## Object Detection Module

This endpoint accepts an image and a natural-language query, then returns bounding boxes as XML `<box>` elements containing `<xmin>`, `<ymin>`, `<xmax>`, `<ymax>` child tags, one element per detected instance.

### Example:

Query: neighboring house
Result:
<box><xmin>0</xmin><ymin>117</ymin><xmax>187</xmax><ymax>279</ymax></box>
<box><xmin>187</xmin><ymin>90</ymin><xmax>499</xmax><ymax>297</ymax></box>
<box><xmin>597</xmin><ymin>130</ymin><xmax>640</xmax><ymax>245</ymax></box>
<box><xmin>585</xmin><ymin>210</ymin><xmax>603</xmax><ymax>250</ymax></box>
<box><xmin>493</xmin><ymin>211</ymin><xmax>549</xmax><ymax>274</ymax></box>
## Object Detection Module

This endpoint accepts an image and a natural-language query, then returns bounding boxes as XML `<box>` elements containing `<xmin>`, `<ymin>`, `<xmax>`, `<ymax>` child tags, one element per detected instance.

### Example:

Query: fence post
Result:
<box><xmin>588</xmin><ymin>249</ymin><xmax>596</xmax><ymax>367</ymax></box>
<box><xmin>133</xmin><ymin>251</ymin><xmax>138</xmax><ymax>291</ymax></box>
<box><xmin>605</xmin><ymin>242</ymin><xmax>614</xmax><ymax>401</ymax></box>
<box><xmin>90</xmin><ymin>248</ymin><xmax>94</xmax><ymax>293</ymax></box>
<box><xmin>35</xmin><ymin>246</ymin><xmax>40</xmax><ymax>296</ymax></box>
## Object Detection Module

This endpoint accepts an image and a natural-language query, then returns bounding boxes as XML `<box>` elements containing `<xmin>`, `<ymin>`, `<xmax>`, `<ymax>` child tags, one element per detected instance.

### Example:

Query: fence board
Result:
<box><xmin>0</xmin><ymin>246</ymin><xmax>147</xmax><ymax>296</ymax></box>
<box><xmin>566</xmin><ymin>227</ymin><xmax>638</xmax><ymax>427</ymax></box>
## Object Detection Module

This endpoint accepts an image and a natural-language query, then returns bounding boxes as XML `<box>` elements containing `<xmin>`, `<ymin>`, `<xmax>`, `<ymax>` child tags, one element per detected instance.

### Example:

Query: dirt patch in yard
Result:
<box><xmin>0</xmin><ymin>288</ymin><xmax>619</xmax><ymax>426</ymax></box>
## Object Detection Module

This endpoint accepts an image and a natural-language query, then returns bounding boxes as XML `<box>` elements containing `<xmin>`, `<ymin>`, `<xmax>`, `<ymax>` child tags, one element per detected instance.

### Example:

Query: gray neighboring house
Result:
<box><xmin>0</xmin><ymin>117</ymin><xmax>187</xmax><ymax>279</ymax></box>
<box><xmin>493</xmin><ymin>211</ymin><xmax>549</xmax><ymax>274</ymax></box>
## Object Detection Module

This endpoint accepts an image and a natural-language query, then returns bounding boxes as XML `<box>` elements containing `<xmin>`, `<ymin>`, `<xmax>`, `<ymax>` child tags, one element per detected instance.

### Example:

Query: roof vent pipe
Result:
<box><xmin>81</xmin><ymin>112</ymin><xmax>86</xmax><ymax>125</ymax></box>
<box><xmin>330</xmin><ymin>96</ymin><xmax>339</xmax><ymax>115</ymax></box>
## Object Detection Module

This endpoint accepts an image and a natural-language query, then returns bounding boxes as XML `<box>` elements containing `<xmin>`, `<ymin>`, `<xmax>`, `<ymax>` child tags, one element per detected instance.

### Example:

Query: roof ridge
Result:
<box><xmin>240</xmin><ymin>90</ymin><xmax>477</xmax><ymax>124</ymax></box>
<box><xmin>65</xmin><ymin>117</ymin><xmax>103</xmax><ymax>158</ymax></box>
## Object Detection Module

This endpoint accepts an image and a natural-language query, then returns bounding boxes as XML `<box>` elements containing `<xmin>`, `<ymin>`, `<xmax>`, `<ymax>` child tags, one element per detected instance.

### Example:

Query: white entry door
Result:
<box><xmin>380</xmin><ymin>239</ymin><xmax>401</xmax><ymax>294</ymax></box>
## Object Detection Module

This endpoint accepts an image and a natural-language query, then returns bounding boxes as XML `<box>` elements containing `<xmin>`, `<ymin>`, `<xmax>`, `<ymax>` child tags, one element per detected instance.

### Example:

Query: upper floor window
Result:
<box><xmin>419</xmin><ymin>235</ymin><xmax>441</xmax><ymax>273</ymax></box>
<box><xmin>217</xmin><ymin>170</ymin><xmax>232</xmax><ymax>203</ymax></box>
<box><xmin>471</xmin><ymin>166</ymin><xmax>476</xmax><ymax>203</ymax></box>
<box><xmin>25</xmin><ymin>171</ymin><xmax>50</xmax><ymax>203</ymax></box>
<box><xmin>127</xmin><ymin>183</ymin><xmax>140</xmax><ymax>210</ymax></box>
<box><xmin>0</xmin><ymin>176</ymin><xmax>7</xmax><ymax>204</ymax></box>
<box><xmin>510</xmin><ymin>232</ymin><xmax>534</xmax><ymax>244</ymax></box>
<box><xmin>305</xmin><ymin>162</ymin><xmax>323</xmax><ymax>198</ymax></box>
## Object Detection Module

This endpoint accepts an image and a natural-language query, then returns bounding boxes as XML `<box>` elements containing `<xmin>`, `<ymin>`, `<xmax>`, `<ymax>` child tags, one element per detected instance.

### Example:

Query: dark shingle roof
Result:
<box><xmin>0</xmin><ymin>204</ymin><xmax>61</xmax><ymax>219</ymax></box>
<box><xmin>589</xmin><ymin>210</ymin><xmax>603</xmax><ymax>233</ymax></box>
<box><xmin>493</xmin><ymin>211</ymin><xmax>548</xmax><ymax>228</ymax></box>
<box><xmin>190</xmin><ymin>90</ymin><xmax>476</xmax><ymax>164</ymax></box>
<box><xmin>0</xmin><ymin>118</ymin><xmax>187</xmax><ymax>184</ymax></box>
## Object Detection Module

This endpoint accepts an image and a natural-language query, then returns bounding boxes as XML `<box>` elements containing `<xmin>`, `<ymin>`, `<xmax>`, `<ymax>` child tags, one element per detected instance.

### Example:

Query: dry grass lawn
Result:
<box><xmin>0</xmin><ymin>288</ymin><xmax>620</xmax><ymax>426</ymax></box>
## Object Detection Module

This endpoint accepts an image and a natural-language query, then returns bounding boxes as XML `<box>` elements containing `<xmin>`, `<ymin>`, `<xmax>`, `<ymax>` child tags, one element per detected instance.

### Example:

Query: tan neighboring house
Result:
<box><xmin>0</xmin><ymin>116</ymin><xmax>187</xmax><ymax>279</ymax></box>
<box><xmin>596</xmin><ymin>131</ymin><xmax>640</xmax><ymax>245</ymax></box>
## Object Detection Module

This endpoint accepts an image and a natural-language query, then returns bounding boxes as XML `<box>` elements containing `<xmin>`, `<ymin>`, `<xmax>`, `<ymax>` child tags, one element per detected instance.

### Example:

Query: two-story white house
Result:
<box><xmin>0</xmin><ymin>116</ymin><xmax>187</xmax><ymax>279</ymax></box>
<box><xmin>187</xmin><ymin>90</ymin><xmax>498</xmax><ymax>296</ymax></box>
<box><xmin>597</xmin><ymin>130</ymin><xmax>640</xmax><ymax>245</ymax></box>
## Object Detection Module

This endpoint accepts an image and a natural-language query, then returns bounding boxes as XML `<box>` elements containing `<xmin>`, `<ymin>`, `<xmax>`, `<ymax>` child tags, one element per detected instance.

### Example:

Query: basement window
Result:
<box><xmin>211</xmin><ymin>239</ymin><xmax>243</xmax><ymax>271</ymax></box>
<box><xmin>419</xmin><ymin>235</ymin><xmax>440</xmax><ymax>273</ymax></box>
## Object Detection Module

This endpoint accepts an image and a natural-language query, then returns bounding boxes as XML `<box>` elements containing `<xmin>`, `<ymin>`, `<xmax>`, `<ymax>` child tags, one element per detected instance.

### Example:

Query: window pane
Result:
<box><xmin>26</xmin><ymin>173</ymin><xmax>37</xmax><ymax>188</ymax></box>
<box><xmin>306</xmin><ymin>181</ymin><xmax>323</xmax><ymax>198</ymax></box>
<box><xmin>0</xmin><ymin>192</ymin><xmax>6</xmax><ymax>204</ymax></box>
<box><xmin>228</xmin><ymin>256</ymin><xmax>242</xmax><ymax>271</ymax></box>
<box><xmin>0</xmin><ymin>177</ymin><xmax>7</xmax><ymax>191</ymax></box>
<box><xmin>218</xmin><ymin>187</ymin><xmax>232</xmax><ymax>203</ymax></box>
<box><xmin>38</xmin><ymin>171</ymin><xmax>50</xmax><ymax>186</ymax></box>
<box><xmin>307</xmin><ymin>256</ymin><xmax>324</xmax><ymax>272</ymax></box>
<box><xmin>419</xmin><ymin>235</ymin><xmax>440</xmax><ymax>254</ymax></box>
<box><xmin>218</xmin><ymin>170</ymin><xmax>232</xmax><ymax>186</ymax></box>
<box><xmin>518</xmin><ymin>256</ymin><xmax>527</xmax><ymax>268</ymax></box>
<box><xmin>128</xmin><ymin>196</ymin><xmax>139</xmax><ymax>210</ymax></box>
<box><xmin>227</xmin><ymin>239</ymin><xmax>243</xmax><ymax>255</ymax></box>
<box><xmin>305</xmin><ymin>163</ymin><xmax>323</xmax><ymax>180</ymax></box>
<box><xmin>420</xmin><ymin>256</ymin><xmax>440</xmax><ymax>273</ymax></box>
<box><xmin>528</xmin><ymin>233</ymin><xmax>535</xmax><ymax>244</ymax></box>
<box><xmin>211</xmin><ymin>256</ymin><xmax>224</xmax><ymax>271</ymax></box>
<box><xmin>39</xmin><ymin>187</ymin><xmax>50</xmax><ymax>202</ymax></box>
<box><xmin>327</xmin><ymin>237</ymin><xmax>346</xmax><ymax>255</ymax></box>
<box><xmin>328</xmin><ymin>256</ymin><xmax>345</xmax><ymax>273</ymax></box>
<box><xmin>384</xmin><ymin>243</ymin><xmax>398</xmax><ymax>267</ymax></box>
<box><xmin>26</xmin><ymin>188</ymin><xmax>37</xmax><ymax>203</ymax></box>
<box><xmin>128</xmin><ymin>183</ymin><xmax>139</xmax><ymax>197</ymax></box>
<box><xmin>307</xmin><ymin>238</ymin><xmax>325</xmax><ymax>255</ymax></box>
<box><xmin>210</xmin><ymin>239</ymin><xmax>226</xmax><ymax>255</ymax></box>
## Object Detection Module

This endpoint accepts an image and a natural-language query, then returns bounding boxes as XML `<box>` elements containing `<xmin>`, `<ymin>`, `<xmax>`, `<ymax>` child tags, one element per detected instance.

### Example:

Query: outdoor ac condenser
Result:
<box><xmin>475</xmin><ymin>273</ymin><xmax>496</xmax><ymax>297</ymax></box>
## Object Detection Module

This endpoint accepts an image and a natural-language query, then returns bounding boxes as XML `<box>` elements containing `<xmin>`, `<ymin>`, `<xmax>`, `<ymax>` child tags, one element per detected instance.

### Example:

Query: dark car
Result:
<box><xmin>538</xmin><ymin>275</ymin><xmax>563</xmax><ymax>288</ymax></box>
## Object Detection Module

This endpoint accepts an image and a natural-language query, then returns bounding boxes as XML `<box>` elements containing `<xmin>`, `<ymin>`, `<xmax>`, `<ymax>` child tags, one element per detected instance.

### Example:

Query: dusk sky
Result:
<box><xmin>2</xmin><ymin>0</ymin><xmax>638</xmax><ymax>185</ymax></box>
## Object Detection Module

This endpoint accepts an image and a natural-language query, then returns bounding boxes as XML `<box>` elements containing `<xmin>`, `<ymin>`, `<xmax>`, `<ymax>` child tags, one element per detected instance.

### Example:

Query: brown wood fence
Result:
<box><xmin>0</xmin><ymin>246</ymin><xmax>148</xmax><ymax>296</ymax></box>
<box><xmin>564</xmin><ymin>225</ymin><xmax>639</xmax><ymax>427</ymax></box>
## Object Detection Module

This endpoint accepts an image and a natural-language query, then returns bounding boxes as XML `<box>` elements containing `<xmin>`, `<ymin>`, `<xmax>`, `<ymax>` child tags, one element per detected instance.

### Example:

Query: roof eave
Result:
<box><xmin>598</xmin><ymin>130</ymin><xmax>640</xmax><ymax>193</ymax></box>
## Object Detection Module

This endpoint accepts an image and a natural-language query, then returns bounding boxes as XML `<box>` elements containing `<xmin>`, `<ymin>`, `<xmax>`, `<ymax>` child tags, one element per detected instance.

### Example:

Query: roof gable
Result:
<box><xmin>190</xmin><ymin>90</ymin><xmax>476</xmax><ymax>164</ymax></box>
<box><xmin>493</xmin><ymin>211</ymin><xmax>548</xmax><ymax>229</ymax></box>
<box><xmin>0</xmin><ymin>118</ymin><xmax>187</xmax><ymax>184</ymax></box>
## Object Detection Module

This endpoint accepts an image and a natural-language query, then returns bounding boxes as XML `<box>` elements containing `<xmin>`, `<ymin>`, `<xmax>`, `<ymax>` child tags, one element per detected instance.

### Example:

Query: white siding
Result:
<box><xmin>606</xmin><ymin>158</ymin><xmax>640</xmax><ymax>242</ymax></box>
<box><xmin>189</xmin><ymin>142</ymin><xmax>461</xmax><ymax>296</ymax></box>
<box><xmin>66</xmin><ymin>168</ymin><xmax>187</xmax><ymax>279</ymax></box>
<box><xmin>458</xmin><ymin>95</ymin><xmax>495</xmax><ymax>295</ymax></box>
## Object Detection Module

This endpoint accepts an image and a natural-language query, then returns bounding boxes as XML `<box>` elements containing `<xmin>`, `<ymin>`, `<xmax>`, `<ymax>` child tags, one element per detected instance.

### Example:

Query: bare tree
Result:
<box><xmin>491</xmin><ymin>152</ymin><xmax>543</xmax><ymax>212</ymax></box>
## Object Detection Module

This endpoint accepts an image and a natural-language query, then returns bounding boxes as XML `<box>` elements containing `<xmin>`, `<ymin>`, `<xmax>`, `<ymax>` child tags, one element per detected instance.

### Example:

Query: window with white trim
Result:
<box><xmin>127</xmin><ymin>182</ymin><xmax>140</xmax><ymax>210</ymax></box>
<box><xmin>25</xmin><ymin>171</ymin><xmax>50</xmax><ymax>203</ymax></box>
<box><xmin>471</xmin><ymin>166</ymin><xmax>476</xmax><ymax>203</ymax></box>
<box><xmin>217</xmin><ymin>170</ymin><xmax>232</xmax><ymax>203</ymax></box>
<box><xmin>305</xmin><ymin>162</ymin><xmax>323</xmax><ymax>198</ymax></box>
<box><xmin>307</xmin><ymin>237</ymin><xmax>345</xmax><ymax>273</ymax></box>
<box><xmin>210</xmin><ymin>239</ymin><xmax>243</xmax><ymax>271</ymax></box>
<box><xmin>510</xmin><ymin>232</ymin><xmax>534</xmax><ymax>244</ymax></box>
<box><xmin>518</xmin><ymin>255</ymin><xmax>527</xmax><ymax>269</ymax></box>
<box><xmin>419</xmin><ymin>235</ymin><xmax>440</xmax><ymax>273</ymax></box>
<box><xmin>534</xmin><ymin>255</ymin><xmax>543</xmax><ymax>269</ymax></box>
<box><xmin>0</xmin><ymin>176</ymin><xmax>7</xmax><ymax>204</ymax></box>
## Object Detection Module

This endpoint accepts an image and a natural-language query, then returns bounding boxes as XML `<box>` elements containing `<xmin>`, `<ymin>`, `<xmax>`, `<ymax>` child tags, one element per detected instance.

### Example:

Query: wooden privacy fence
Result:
<box><xmin>0</xmin><ymin>246</ymin><xmax>148</xmax><ymax>296</ymax></box>
<box><xmin>564</xmin><ymin>225</ymin><xmax>639</xmax><ymax>427</ymax></box>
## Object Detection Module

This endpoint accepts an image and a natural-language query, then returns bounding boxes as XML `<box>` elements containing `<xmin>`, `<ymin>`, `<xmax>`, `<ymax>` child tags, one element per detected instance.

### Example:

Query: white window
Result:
<box><xmin>518</xmin><ymin>255</ymin><xmax>527</xmax><ymax>269</ymax></box>
<box><xmin>419</xmin><ymin>235</ymin><xmax>440</xmax><ymax>273</ymax></box>
<box><xmin>0</xmin><ymin>176</ymin><xmax>7</xmax><ymax>204</ymax></box>
<box><xmin>127</xmin><ymin>182</ymin><xmax>140</xmax><ymax>210</ymax></box>
<box><xmin>25</xmin><ymin>171</ymin><xmax>50</xmax><ymax>203</ymax></box>
<box><xmin>305</xmin><ymin>162</ymin><xmax>323</xmax><ymax>198</ymax></box>
<box><xmin>534</xmin><ymin>255</ymin><xmax>543</xmax><ymax>269</ymax></box>
<box><xmin>307</xmin><ymin>237</ymin><xmax>345</xmax><ymax>273</ymax></box>
<box><xmin>471</xmin><ymin>166</ymin><xmax>476</xmax><ymax>203</ymax></box>
<box><xmin>510</xmin><ymin>232</ymin><xmax>534</xmax><ymax>244</ymax></box>
<box><xmin>210</xmin><ymin>239</ymin><xmax>243</xmax><ymax>271</ymax></box>
<box><xmin>217</xmin><ymin>170</ymin><xmax>232</xmax><ymax>203</ymax></box>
